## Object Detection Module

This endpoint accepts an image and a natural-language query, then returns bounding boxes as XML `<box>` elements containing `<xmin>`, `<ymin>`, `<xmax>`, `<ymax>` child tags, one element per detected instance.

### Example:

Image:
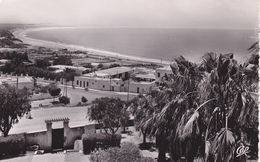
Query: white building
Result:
<box><xmin>74</xmin><ymin>67</ymin><xmax>132</xmax><ymax>91</ymax></box>
<box><xmin>48</xmin><ymin>65</ymin><xmax>87</xmax><ymax>74</ymax></box>
<box><xmin>155</xmin><ymin>66</ymin><xmax>172</xmax><ymax>81</ymax></box>
<box><xmin>0</xmin><ymin>74</ymin><xmax>35</xmax><ymax>89</ymax></box>
<box><xmin>129</xmin><ymin>74</ymin><xmax>155</xmax><ymax>93</ymax></box>
<box><xmin>0</xmin><ymin>59</ymin><xmax>10</xmax><ymax>66</ymax></box>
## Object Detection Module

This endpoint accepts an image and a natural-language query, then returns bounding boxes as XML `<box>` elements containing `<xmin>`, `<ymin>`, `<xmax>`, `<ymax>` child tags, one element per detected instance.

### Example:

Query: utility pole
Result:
<box><xmin>110</xmin><ymin>74</ymin><xmax>111</xmax><ymax>91</ymax></box>
<box><xmin>16</xmin><ymin>76</ymin><xmax>19</xmax><ymax>88</ymax></box>
<box><xmin>127</xmin><ymin>78</ymin><xmax>130</xmax><ymax>101</ymax></box>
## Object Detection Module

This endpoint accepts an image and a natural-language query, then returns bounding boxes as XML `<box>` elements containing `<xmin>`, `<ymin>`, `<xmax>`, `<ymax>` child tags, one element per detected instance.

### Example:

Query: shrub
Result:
<box><xmin>0</xmin><ymin>134</ymin><xmax>26</xmax><ymax>157</ymax></box>
<box><xmin>59</xmin><ymin>96</ymin><xmax>70</xmax><ymax>105</ymax></box>
<box><xmin>82</xmin><ymin>133</ymin><xmax>121</xmax><ymax>154</ymax></box>
<box><xmin>89</xmin><ymin>142</ymin><xmax>156</xmax><ymax>162</ymax></box>
<box><xmin>81</xmin><ymin>96</ymin><xmax>88</xmax><ymax>105</ymax></box>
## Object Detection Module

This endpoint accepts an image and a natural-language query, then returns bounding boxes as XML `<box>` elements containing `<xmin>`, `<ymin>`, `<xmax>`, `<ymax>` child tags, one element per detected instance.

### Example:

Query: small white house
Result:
<box><xmin>155</xmin><ymin>66</ymin><xmax>172</xmax><ymax>81</ymax></box>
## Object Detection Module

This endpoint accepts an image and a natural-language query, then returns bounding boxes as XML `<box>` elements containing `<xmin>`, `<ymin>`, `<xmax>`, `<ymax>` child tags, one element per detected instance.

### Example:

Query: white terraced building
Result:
<box><xmin>74</xmin><ymin>67</ymin><xmax>132</xmax><ymax>92</ymax></box>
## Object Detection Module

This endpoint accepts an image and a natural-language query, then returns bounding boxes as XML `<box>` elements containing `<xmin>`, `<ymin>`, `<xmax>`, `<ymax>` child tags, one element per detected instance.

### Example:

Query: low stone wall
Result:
<box><xmin>25</xmin><ymin>131</ymin><xmax>51</xmax><ymax>152</ymax></box>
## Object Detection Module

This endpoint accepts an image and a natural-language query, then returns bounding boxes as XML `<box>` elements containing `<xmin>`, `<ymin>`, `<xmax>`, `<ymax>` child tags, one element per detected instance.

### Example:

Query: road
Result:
<box><xmin>8</xmin><ymin>83</ymin><xmax>138</xmax><ymax>135</ymax></box>
<box><xmin>59</xmin><ymin>84</ymin><xmax>138</xmax><ymax>106</ymax></box>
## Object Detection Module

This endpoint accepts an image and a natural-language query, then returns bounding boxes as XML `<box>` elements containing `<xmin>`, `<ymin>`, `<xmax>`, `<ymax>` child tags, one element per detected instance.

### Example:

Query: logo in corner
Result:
<box><xmin>236</xmin><ymin>145</ymin><xmax>249</xmax><ymax>157</ymax></box>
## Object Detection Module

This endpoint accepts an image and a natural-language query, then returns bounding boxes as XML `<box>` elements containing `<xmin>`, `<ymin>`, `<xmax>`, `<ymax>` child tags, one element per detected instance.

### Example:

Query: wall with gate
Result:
<box><xmin>23</xmin><ymin>123</ymin><xmax>96</xmax><ymax>152</ymax></box>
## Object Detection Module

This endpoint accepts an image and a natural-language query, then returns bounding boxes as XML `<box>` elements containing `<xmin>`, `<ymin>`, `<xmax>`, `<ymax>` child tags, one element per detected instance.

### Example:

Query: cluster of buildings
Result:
<box><xmin>73</xmin><ymin>66</ymin><xmax>172</xmax><ymax>94</ymax></box>
<box><xmin>0</xmin><ymin>47</ymin><xmax>172</xmax><ymax>94</ymax></box>
<box><xmin>0</xmin><ymin>64</ymin><xmax>172</xmax><ymax>94</ymax></box>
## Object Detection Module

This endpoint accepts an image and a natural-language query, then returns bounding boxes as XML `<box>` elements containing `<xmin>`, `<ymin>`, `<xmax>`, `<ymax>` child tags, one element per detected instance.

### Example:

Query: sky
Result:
<box><xmin>0</xmin><ymin>0</ymin><xmax>258</xmax><ymax>29</ymax></box>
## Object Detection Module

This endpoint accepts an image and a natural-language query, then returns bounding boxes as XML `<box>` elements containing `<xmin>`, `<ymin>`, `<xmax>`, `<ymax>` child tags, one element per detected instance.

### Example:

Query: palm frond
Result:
<box><xmin>181</xmin><ymin>111</ymin><xmax>200</xmax><ymax>140</ymax></box>
<box><xmin>209</xmin><ymin>128</ymin><xmax>235</xmax><ymax>162</ymax></box>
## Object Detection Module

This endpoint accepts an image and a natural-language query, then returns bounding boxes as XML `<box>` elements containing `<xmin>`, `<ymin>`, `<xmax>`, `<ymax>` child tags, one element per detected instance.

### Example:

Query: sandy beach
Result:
<box><xmin>12</xmin><ymin>27</ymin><xmax>171</xmax><ymax>65</ymax></box>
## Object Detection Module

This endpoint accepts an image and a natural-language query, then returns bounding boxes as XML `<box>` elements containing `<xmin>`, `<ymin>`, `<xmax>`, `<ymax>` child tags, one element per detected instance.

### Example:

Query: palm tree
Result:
<box><xmin>139</xmin><ymin>56</ymin><xmax>203</xmax><ymax>161</ymax></box>
<box><xmin>198</xmin><ymin>53</ymin><xmax>258</xmax><ymax>161</ymax></box>
<box><xmin>129</xmin><ymin>94</ymin><xmax>153</xmax><ymax>144</ymax></box>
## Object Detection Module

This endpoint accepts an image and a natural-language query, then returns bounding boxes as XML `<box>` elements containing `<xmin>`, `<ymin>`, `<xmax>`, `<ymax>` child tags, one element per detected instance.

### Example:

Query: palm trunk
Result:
<box><xmin>158</xmin><ymin>146</ymin><xmax>166</xmax><ymax>162</ymax></box>
<box><xmin>142</xmin><ymin>131</ymin><xmax>147</xmax><ymax>144</ymax></box>
<box><xmin>156</xmin><ymin>134</ymin><xmax>166</xmax><ymax>161</ymax></box>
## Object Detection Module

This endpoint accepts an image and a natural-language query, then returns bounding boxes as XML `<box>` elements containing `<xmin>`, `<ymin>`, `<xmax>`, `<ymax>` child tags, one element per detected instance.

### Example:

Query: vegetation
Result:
<box><xmin>88</xmin><ymin>97</ymin><xmax>128</xmax><ymax>134</ymax></box>
<box><xmin>89</xmin><ymin>142</ymin><xmax>156</xmax><ymax>162</ymax></box>
<box><xmin>0</xmin><ymin>30</ymin><xmax>26</xmax><ymax>48</ymax></box>
<box><xmin>0</xmin><ymin>134</ymin><xmax>26</xmax><ymax>157</ymax></box>
<box><xmin>0</xmin><ymin>84</ymin><xmax>31</xmax><ymax>137</ymax></box>
<box><xmin>0</xmin><ymin>51</ymin><xmax>79</xmax><ymax>82</ymax></box>
<box><xmin>35</xmin><ymin>58</ymin><xmax>51</xmax><ymax>69</ymax></box>
<box><xmin>82</xmin><ymin>133</ymin><xmax>121</xmax><ymax>154</ymax></box>
<box><xmin>81</xmin><ymin>96</ymin><xmax>88</xmax><ymax>105</ymax></box>
<box><xmin>58</xmin><ymin>96</ymin><xmax>70</xmax><ymax>105</ymax></box>
<box><xmin>48</xmin><ymin>83</ymin><xmax>61</xmax><ymax>101</ymax></box>
<box><xmin>97</xmin><ymin>63</ymin><xmax>104</xmax><ymax>69</ymax></box>
<box><xmin>53</xmin><ymin>55</ymin><xmax>73</xmax><ymax>65</ymax></box>
<box><xmin>128</xmin><ymin>47</ymin><xmax>258</xmax><ymax>161</ymax></box>
<box><xmin>109</xmin><ymin>63</ymin><xmax>121</xmax><ymax>68</ymax></box>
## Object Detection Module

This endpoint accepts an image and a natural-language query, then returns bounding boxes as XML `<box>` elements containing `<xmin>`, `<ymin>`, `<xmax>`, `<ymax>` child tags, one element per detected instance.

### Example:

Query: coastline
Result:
<box><xmin>12</xmin><ymin>27</ymin><xmax>172</xmax><ymax>65</ymax></box>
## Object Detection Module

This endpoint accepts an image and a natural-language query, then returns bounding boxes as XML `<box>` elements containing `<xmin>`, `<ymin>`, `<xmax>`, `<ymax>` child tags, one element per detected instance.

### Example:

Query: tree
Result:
<box><xmin>88</xmin><ymin>97</ymin><xmax>127</xmax><ymax>134</ymax></box>
<box><xmin>0</xmin><ymin>84</ymin><xmax>31</xmax><ymax>136</ymax></box>
<box><xmin>81</xmin><ymin>96</ymin><xmax>88</xmax><ymax>105</ymax></box>
<box><xmin>61</xmin><ymin>68</ymin><xmax>80</xmax><ymax>82</ymax></box>
<box><xmin>35</xmin><ymin>58</ymin><xmax>51</xmax><ymax>69</ymax></box>
<box><xmin>48</xmin><ymin>83</ymin><xmax>61</xmax><ymax>101</ymax></box>
<box><xmin>198</xmin><ymin>53</ymin><xmax>258</xmax><ymax>161</ymax></box>
<box><xmin>129</xmin><ymin>94</ymin><xmax>153</xmax><ymax>145</ymax></box>
<box><xmin>97</xmin><ymin>63</ymin><xmax>104</xmax><ymax>69</ymax></box>
<box><xmin>120</xmin><ymin>105</ymin><xmax>130</xmax><ymax>133</ymax></box>
<box><xmin>59</xmin><ymin>96</ymin><xmax>70</xmax><ymax>105</ymax></box>
<box><xmin>53</xmin><ymin>55</ymin><xmax>72</xmax><ymax>65</ymax></box>
<box><xmin>141</xmin><ymin>56</ymin><xmax>202</xmax><ymax>161</ymax></box>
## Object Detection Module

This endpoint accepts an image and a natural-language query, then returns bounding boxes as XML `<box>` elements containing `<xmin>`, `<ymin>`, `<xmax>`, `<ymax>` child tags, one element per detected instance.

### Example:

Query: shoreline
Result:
<box><xmin>12</xmin><ymin>27</ymin><xmax>172</xmax><ymax>65</ymax></box>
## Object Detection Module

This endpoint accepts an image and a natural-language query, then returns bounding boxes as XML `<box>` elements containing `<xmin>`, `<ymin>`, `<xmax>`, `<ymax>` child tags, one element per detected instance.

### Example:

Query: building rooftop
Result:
<box><xmin>135</xmin><ymin>74</ymin><xmax>155</xmax><ymax>80</ymax></box>
<box><xmin>156</xmin><ymin>66</ymin><xmax>172</xmax><ymax>71</ymax></box>
<box><xmin>49</xmin><ymin>65</ymin><xmax>87</xmax><ymax>71</ymax></box>
<box><xmin>84</xmin><ymin>67</ymin><xmax>132</xmax><ymax>77</ymax></box>
<box><xmin>0</xmin><ymin>76</ymin><xmax>33</xmax><ymax>84</ymax></box>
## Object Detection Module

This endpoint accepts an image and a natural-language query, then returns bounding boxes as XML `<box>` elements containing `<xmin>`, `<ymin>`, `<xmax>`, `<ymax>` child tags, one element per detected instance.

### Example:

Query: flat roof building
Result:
<box><xmin>0</xmin><ymin>74</ymin><xmax>35</xmax><ymax>89</ymax></box>
<box><xmin>74</xmin><ymin>67</ymin><xmax>132</xmax><ymax>92</ymax></box>
<box><xmin>84</xmin><ymin>67</ymin><xmax>132</xmax><ymax>80</ymax></box>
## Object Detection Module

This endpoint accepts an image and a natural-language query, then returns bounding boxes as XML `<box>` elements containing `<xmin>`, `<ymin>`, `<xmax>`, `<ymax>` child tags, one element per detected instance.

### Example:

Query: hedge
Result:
<box><xmin>89</xmin><ymin>142</ymin><xmax>156</xmax><ymax>162</ymax></box>
<box><xmin>82</xmin><ymin>133</ymin><xmax>121</xmax><ymax>154</ymax></box>
<box><xmin>0</xmin><ymin>134</ymin><xmax>26</xmax><ymax>157</ymax></box>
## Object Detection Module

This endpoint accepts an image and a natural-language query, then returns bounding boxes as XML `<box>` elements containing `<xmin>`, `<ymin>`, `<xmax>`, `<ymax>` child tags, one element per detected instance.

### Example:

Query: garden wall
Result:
<box><xmin>25</xmin><ymin>131</ymin><xmax>51</xmax><ymax>152</ymax></box>
<box><xmin>19</xmin><ymin>123</ymin><xmax>96</xmax><ymax>152</ymax></box>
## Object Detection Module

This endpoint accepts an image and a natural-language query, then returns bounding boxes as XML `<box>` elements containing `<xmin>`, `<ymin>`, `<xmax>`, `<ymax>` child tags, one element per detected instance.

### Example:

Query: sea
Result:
<box><xmin>26</xmin><ymin>27</ymin><xmax>258</xmax><ymax>63</ymax></box>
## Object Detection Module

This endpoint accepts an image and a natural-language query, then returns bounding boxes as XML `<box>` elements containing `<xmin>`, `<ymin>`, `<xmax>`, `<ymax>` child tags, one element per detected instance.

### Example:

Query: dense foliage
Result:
<box><xmin>58</xmin><ymin>96</ymin><xmax>70</xmax><ymax>105</ymax></box>
<box><xmin>0</xmin><ymin>51</ymin><xmax>79</xmax><ymax>82</ymax></box>
<box><xmin>0</xmin><ymin>84</ymin><xmax>31</xmax><ymax>137</ymax></box>
<box><xmin>89</xmin><ymin>142</ymin><xmax>156</xmax><ymax>162</ymax></box>
<box><xmin>82</xmin><ymin>133</ymin><xmax>121</xmax><ymax>154</ymax></box>
<box><xmin>48</xmin><ymin>83</ymin><xmax>61</xmax><ymax>101</ymax></box>
<box><xmin>81</xmin><ymin>96</ymin><xmax>88</xmax><ymax>105</ymax></box>
<box><xmin>88</xmin><ymin>97</ymin><xmax>128</xmax><ymax>134</ymax></box>
<box><xmin>129</xmin><ymin>48</ymin><xmax>258</xmax><ymax>161</ymax></box>
<box><xmin>53</xmin><ymin>55</ymin><xmax>73</xmax><ymax>65</ymax></box>
<box><xmin>0</xmin><ymin>134</ymin><xmax>26</xmax><ymax>157</ymax></box>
